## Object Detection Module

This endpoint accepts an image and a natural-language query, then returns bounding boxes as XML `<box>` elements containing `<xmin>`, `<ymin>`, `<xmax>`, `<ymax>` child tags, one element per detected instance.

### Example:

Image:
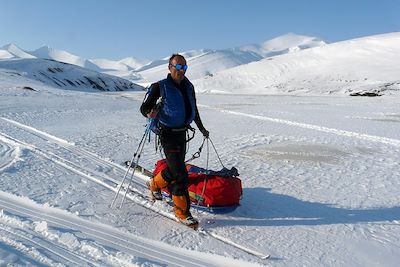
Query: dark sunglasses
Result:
<box><xmin>170</xmin><ymin>63</ymin><xmax>188</xmax><ymax>71</ymax></box>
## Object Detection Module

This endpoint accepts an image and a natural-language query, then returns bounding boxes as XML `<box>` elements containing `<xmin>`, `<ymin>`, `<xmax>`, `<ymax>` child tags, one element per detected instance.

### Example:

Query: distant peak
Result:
<box><xmin>1</xmin><ymin>43</ymin><xmax>22</xmax><ymax>50</ymax></box>
<box><xmin>266</xmin><ymin>33</ymin><xmax>323</xmax><ymax>43</ymax></box>
<box><xmin>1</xmin><ymin>43</ymin><xmax>36</xmax><ymax>58</ymax></box>
<box><xmin>34</xmin><ymin>45</ymin><xmax>53</xmax><ymax>52</ymax></box>
<box><xmin>278</xmin><ymin>32</ymin><xmax>303</xmax><ymax>37</ymax></box>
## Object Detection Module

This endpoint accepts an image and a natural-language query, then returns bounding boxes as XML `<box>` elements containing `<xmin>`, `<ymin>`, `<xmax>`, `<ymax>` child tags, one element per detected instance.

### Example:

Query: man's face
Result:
<box><xmin>169</xmin><ymin>56</ymin><xmax>187</xmax><ymax>83</ymax></box>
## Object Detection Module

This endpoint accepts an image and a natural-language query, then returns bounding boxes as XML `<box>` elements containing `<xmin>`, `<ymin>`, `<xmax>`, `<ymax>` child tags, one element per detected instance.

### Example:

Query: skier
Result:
<box><xmin>140</xmin><ymin>53</ymin><xmax>209</xmax><ymax>228</ymax></box>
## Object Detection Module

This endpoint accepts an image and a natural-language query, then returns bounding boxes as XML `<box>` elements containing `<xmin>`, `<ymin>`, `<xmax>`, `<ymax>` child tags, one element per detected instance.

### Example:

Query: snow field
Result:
<box><xmin>0</xmin><ymin>86</ymin><xmax>400</xmax><ymax>266</ymax></box>
<box><xmin>1</xmin><ymin>35</ymin><xmax>400</xmax><ymax>265</ymax></box>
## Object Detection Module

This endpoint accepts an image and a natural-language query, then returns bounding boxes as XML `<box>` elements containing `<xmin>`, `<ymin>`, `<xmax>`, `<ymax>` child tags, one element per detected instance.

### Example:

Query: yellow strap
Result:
<box><xmin>189</xmin><ymin>191</ymin><xmax>205</xmax><ymax>203</ymax></box>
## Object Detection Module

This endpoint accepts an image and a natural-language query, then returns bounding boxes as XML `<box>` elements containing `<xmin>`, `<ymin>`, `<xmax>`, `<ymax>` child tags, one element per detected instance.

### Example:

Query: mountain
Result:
<box><xmin>30</xmin><ymin>45</ymin><xmax>87</xmax><ymax>66</ymax></box>
<box><xmin>0</xmin><ymin>34</ymin><xmax>326</xmax><ymax>86</ymax></box>
<box><xmin>0</xmin><ymin>44</ymin><xmax>145</xmax><ymax>92</ymax></box>
<box><xmin>238</xmin><ymin>33</ymin><xmax>326</xmax><ymax>57</ymax></box>
<box><xmin>29</xmin><ymin>46</ymin><xmax>149</xmax><ymax>73</ymax></box>
<box><xmin>90</xmin><ymin>57</ymin><xmax>150</xmax><ymax>82</ymax></box>
<box><xmin>194</xmin><ymin>32</ymin><xmax>400</xmax><ymax>96</ymax></box>
<box><xmin>90</xmin><ymin>57</ymin><xmax>150</xmax><ymax>72</ymax></box>
<box><xmin>133</xmin><ymin>34</ymin><xmax>326</xmax><ymax>85</ymax></box>
<box><xmin>0</xmin><ymin>58</ymin><xmax>143</xmax><ymax>92</ymax></box>
<box><xmin>135</xmin><ymin>49</ymin><xmax>263</xmax><ymax>84</ymax></box>
<box><xmin>119</xmin><ymin>57</ymin><xmax>150</xmax><ymax>70</ymax></box>
<box><xmin>3</xmin><ymin>33</ymin><xmax>399</xmax><ymax>96</ymax></box>
<box><xmin>1</xmin><ymin>43</ymin><xmax>36</xmax><ymax>59</ymax></box>
<box><xmin>0</xmin><ymin>49</ymin><xmax>14</xmax><ymax>59</ymax></box>
<box><xmin>0</xmin><ymin>44</ymin><xmax>150</xmax><ymax>74</ymax></box>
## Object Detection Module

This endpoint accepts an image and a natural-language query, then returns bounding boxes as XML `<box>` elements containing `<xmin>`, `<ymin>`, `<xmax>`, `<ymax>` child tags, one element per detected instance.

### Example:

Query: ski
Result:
<box><xmin>198</xmin><ymin>227</ymin><xmax>271</xmax><ymax>260</ymax></box>
<box><xmin>124</xmin><ymin>160</ymin><xmax>153</xmax><ymax>177</ymax></box>
<box><xmin>122</xmin><ymin>161</ymin><xmax>270</xmax><ymax>259</ymax></box>
<box><xmin>114</xmin><ymin>169</ymin><xmax>199</xmax><ymax>230</ymax></box>
<box><xmin>114</xmin><ymin>171</ymin><xmax>270</xmax><ymax>259</ymax></box>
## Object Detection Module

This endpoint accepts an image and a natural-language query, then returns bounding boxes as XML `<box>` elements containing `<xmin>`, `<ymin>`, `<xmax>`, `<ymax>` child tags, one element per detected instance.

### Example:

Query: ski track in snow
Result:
<box><xmin>0</xmin><ymin>221</ymin><xmax>96</xmax><ymax>266</ymax></box>
<box><xmin>1</xmin><ymin>91</ymin><xmax>400</xmax><ymax>266</ymax></box>
<box><xmin>0</xmin><ymin>117</ymin><xmax>147</xmax><ymax>190</ymax></box>
<box><xmin>0</xmin><ymin>117</ymin><xmax>187</xmax><ymax>225</ymax></box>
<box><xmin>0</xmin><ymin>191</ymin><xmax>251</xmax><ymax>267</ymax></box>
<box><xmin>198</xmin><ymin>104</ymin><xmax>400</xmax><ymax>147</ymax></box>
<box><xmin>0</xmin><ymin>117</ymin><xmax>267</xmax><ymax>265</ymax></box>
<box><xmin>0</xmin><ymin>141</ymin><xmax>20</xmax><ymax>172</ymax></box>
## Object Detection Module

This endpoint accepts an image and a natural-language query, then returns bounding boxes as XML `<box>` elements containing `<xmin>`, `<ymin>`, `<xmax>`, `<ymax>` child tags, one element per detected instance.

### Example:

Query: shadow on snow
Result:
<box><xmin>214</xmin><ymin>187</ymin><xmax>400</xmax><ymax>227</ymax></box>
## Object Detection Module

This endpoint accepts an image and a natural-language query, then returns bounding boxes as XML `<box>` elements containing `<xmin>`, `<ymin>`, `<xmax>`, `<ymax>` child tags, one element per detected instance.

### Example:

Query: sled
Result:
<box><xmin>153</xmin><ymin>159</ymin><xmax>242</xmax><ymax>213</ymax></box>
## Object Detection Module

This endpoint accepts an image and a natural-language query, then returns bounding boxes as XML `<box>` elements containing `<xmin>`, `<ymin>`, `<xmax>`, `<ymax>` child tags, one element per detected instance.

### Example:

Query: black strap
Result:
<box><xmin>185</xmin><ymin>136</ymin><xmax>206</xmax><ymax>163</ymax></box>
<box><xmin>186</xmin><ymin>125</ymin><xmax>196</xmax><ymax>143</ymax></box>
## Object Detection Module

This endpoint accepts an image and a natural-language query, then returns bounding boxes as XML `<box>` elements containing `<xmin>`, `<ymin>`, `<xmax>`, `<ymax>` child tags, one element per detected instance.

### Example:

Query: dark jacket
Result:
<box><xmin>140</xmin><ymin>74</ymin><xmax>206</xmax><ymax>131</ymax></box>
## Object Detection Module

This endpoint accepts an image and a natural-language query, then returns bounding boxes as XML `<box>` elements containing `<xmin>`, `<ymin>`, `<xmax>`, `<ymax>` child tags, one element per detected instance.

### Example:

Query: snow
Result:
<box><xmin>133</xmin><ymin>33</ymin><xmax>325</xmax><ymax>85</ymax></box>
<box><xmin>0</xmin><ymin>58</ymin><xmax>144</xmax><ymax>92</ymax></box>
<box><xmin>0</xmin><ymin>33</ymin><xmax>326</xmax><ymax>86</ymax></box>
<box><xmin>30</xmin><ymin>45</ymin><xmax>88</xmax><ymax>68</ymax></box>
<box><xmin>1</xmin><ymin>44</ymin><xmax>36</xmax><ymax>59</ymax></box>
<box><xmin>91</xmin><ymin>57</ymin><xmax>150</xmax><ymax>72</ymax></box>
<box><xmin>238</xmin><ymin>33</ymin><xmax>326</xmax><ymax>57</ymax></box>
<box><xmin>0</xmin><ymin>32</ymin><xmax>400</xmax><ymax>266</ymax></box>
<box><xmin>0</xmin><ymin>50</ymin><xmax>15</xmax><ymax>60</ymax></box>
<box><xmin>119</xmin><ymin>57</ymin><xmax>151</xmax><ymax>71</ymax></box>
<box><xmin>0</xmin><ymin>44</ymin><xmax>150</xmax><ymax>76</ymax></box>
<box><xmin>194</xmin><ymin>32</ymin><xmax>400</xmax><ymax>96</ymax></box>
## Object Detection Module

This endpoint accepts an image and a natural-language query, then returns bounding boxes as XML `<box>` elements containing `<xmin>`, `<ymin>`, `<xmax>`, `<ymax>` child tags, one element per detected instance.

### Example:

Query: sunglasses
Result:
<box><xmin>170</xmin><ymin>63</ymin><xmax>188</xmax><ymax>71</ymax></box>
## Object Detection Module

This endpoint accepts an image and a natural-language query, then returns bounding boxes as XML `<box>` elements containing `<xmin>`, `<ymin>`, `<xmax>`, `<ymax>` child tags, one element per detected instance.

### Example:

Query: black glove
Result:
<box><xmin>200</xmin><ymin>128</ymin><xmax>209</xmax><ymax>138</ymax></box>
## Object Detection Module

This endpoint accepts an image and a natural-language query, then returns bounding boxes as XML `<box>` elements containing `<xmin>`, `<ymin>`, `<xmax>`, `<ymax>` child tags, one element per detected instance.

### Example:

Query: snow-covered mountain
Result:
<box><xmin>238</xmin><ymin>33</ymin><xmax>326</xmax><ymax>57</ymax></box>
<box><xmin>0</xmin><ymin>44</ymin><xmax>150</xmax><ymax>74</ymax></box>
<box><xmin>135</xmin><ymin>49</ymin><xmax>263</xmax><ymax>84</ymax></box>
<box><xmin>133</xmin><ymin>34</ymin><xmax>325</xmax><ymax>84</ymax></box>
<box><xmin>3</xmin><ymin>32</ymin><xmax>399</xmax><ymax>96</ymax></box>
<box><xmin>194</xmin><ymin>32</ymin><xmax>400</xmax><ymax>96</ymax></box>
<box><xmin>90</xmin><ymin>57</ymin><xmax>149</xmax><ymax>81</ymax></box>
<box><xmin>119</xmin><ymin>57</ymin><xmax>150</xmax><ymax>70</ymax></box>
<box><xmin>0</xmin><ymin>33</ymin><xmax>325</xmax><ymax>86</ymax></box>
<box><xmin>1</xmin><ymin>44</ymin><xmax>36</xmax><ymax>59</ymax></box>
<box><xmin>29</xmin><ymin>45</ymin><xmax>92</xmax><ymax>68</ymax></box>
<box><xmin>29</xmin><ymin>46</ymin><xmax>150</xmax><ymax>73</ymax></box>
<box><xmin>0</xmin><ymin>58</ymin><xmax>143</xmax><ymax>92</ymax></box>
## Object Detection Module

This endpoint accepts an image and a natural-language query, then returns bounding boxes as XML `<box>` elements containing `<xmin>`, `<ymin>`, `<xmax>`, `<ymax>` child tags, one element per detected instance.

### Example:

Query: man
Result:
<box><xmin>140</xmin><ymin>54</ymin><xmax>209</xmax><ymax>228</ymax></box>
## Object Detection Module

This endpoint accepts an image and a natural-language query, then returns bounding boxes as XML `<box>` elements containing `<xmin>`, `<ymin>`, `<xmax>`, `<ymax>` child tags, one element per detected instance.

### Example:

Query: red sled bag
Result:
<box><xmin>153</xmin><ymin>159</ymin><xmax>242</xmax><ymax>207</ymax></box>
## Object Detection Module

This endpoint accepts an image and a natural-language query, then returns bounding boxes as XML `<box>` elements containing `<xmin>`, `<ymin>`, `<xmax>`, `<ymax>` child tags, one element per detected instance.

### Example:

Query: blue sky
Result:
<box><xmin>1</xmin><ymin>0</ymin><xmax>399</xmax><ymax>60</ymax></box>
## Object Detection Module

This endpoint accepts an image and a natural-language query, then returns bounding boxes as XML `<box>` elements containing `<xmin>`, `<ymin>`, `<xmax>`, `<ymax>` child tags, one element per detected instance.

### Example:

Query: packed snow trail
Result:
<box><xmin>2</xmin><ymin>87</ymin><xmax>400</xmax><ymax>266</ymax></box>
<box><xmin>198</xmin><ymin>104</ymin><xmax>400</xmax><ymax>147</ymax></box>
<box><xmin>0</xmin><ymin>116</ymin><xmax>270</xmax><ymax>262</ymax></box>
<box><xmin>0</xmin><ymin>191</ymin><xmax>256</xmax><ymax>266</ymax></box>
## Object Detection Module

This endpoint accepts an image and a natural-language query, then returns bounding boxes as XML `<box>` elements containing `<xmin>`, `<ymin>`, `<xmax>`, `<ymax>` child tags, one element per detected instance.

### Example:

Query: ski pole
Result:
<box><xmin>110</xmin><ymin>122</ymin><xmax>151</xmax><ymax>208</ymax></box>
<box><xmin>118</xmin><ymin>126</ymin><xmax>149</xmax><ymax>208</ymax></box>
